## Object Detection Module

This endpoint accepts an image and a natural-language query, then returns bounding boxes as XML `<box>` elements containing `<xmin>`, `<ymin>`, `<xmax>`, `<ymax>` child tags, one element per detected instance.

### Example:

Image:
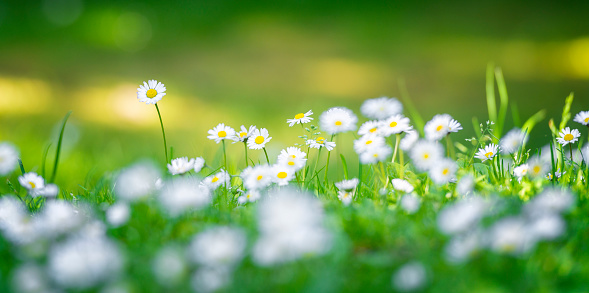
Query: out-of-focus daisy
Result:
<box><xmin>167</xmin><ymin>157</ymin><xmax>195</xmax><ymax>175</ymax></box>
<box><xmin>114</xmin><ymin>161</ymin><xmax>161</xmax><ymax>202</ymax></box>
<box><xmin>429</xmin><ymin>158</ymin><xmax>457</xmax><ymax>185</ymax></box>
<box><xmin>338</xmin><ymin>191</ymin><xmax>353</xmax><ymax>206</ymax></box>
<box><xmin>486</xmin><ymin>217</ymin><xmax>534</xmax><ymax>255</ymax></box>
<box><xmin>400</xmin><ymin>130</ymin><xmax>419</xmax><ymax>151</ymax></box>
<box><xmin>410</xmin><ymin>140</ymin><xmax>444</xmax><ymax>171</ymax></box>
<box><xmin>307</xmin><ymin>136</ymin><xmax>336</xmax><ymax>151</ymax></box>
<box><xmin>379</xmin><ymin>114</ymin><xmax>411</xmax><ymax>137</ymax></box>
<box><xmin>189</xmin><ymin>226</ymin><xmax>247</xmax><ymax>269</ymax></box>
<box><xmin>456</xmin><ymin>174</ymin><xmax>475</xmax><ymax>196</ymax></box>
<box><xmin>358</xmin><ymin>120</ymin><xmax>382</xmax><ymax>136</ymax></box>
<box><xmin>335</xmin><ymin>178</ymin><xmax>359</xmax><ymax>192</ymax></box>
<box><xmin>400</xmin><ymin>194</ymin><xmax>421</xmax><ymax>214</ymax></box>
<box><xmin>392</xmin><ymin>261</ymin><xmax>427</xmax><ymax>292</ymax></box>
<box><xmin>203</xmin><ymin>170</ymin><xmax>231</xmax><ymax>190</ymax></box>
<box><xmin>271</xmin><ymin>165</ymin><xmax>295</xmax><ymax>186</ymax></box>
<box><xmin>237</xmin><ymin>189</ymin><xmax>261</xmax><ymax>204</ymax></box>
<box><xmin>137</xmin><ymin>80</ymin><xmax>166</xmax><ymax>104</ymax></box>
<box><xmin>193</xmin><ymin>157</ymin><xmax>205</xmax><ymax>173</ymax></box>
<box><xmin>37</xmin><ymin>184</ymin><xmax>59</xmax><ymax>197</ymax></box>
<box><xmin>152</xmin><ymin>246</ymin><xmax>187</xmax><ymax>287</ymax></box>
<box><xmin>424</xmin><ymin>114</ymin><xmax>451</xmax><ymax>141</ymax></box>
<box><xmin>359</xmin><ymin>145</ymin><xmax>393</xmax><ymax>164</ymax></box>
<box><xmin>241</xmin><ymin>165</ymin><xmax>272</xmax><ymax>190</ymax></box>
<box><xmin>248</xmin><ymin>128</ymin><xmax>272</xmax><ymax>150</ymax></box>
<box><xmin>513</xmin><ymin>164</ymin><xmax>529</xmax><ymax>181</ymax></box>
<box><xmin>18</xmin><ymin>172</ymin><xmax>45</xmax><ymax>196</ymax></box>
<box><xmin>360</xmin><ymin>96</ymin><xmax>403</xmax><ymax>120</ymax></box>
<box><xmin>353</xmin><ymin>134</ymin><xmax>385</xmax><ymax>154</ymax></box>
<box><xmin>556</xmin><ymin>127</ymin><xmax>580</xmax><ymax>146</ymax></box>
<box><xmin>500</xmin><ymin>128</ymin><xmax>527</xmax><ymax>154</ymax></box>
<box><xmin>437</xmin><ymin>196</ymin><xmax>489</xmax><ymax>235</ymax></box>
<box><xmin>0</xmin><ymin>143</ymin><xmax>19</xmax><ymax>176</ymax></box>
<box><xmin>391</xmin><ymin>178</ymin><xmax>414</xmax><ymax>193</ymax></box>
<box><xmin>475</xmin><ymin>144</ymin><xmax>499</xmax><ymax>162</ymax></box>
<box><xmin>573</xmin><ymin>111</ymin><xmax>589</xmax><ymax>126</ymax></box>
<box><xmin>207</xmin><ymin>123</ymin><xmax>236</xmax><ymax>144</ymax></box>
<box><xmin>232</xmin><ymin>125</ymin><xmax>256</xmax><ymax>143</ymax></box>
<box><xmin>582</xmin><ymin>145</ymin><xmax>589</xmax><ymax>166</ymax></box>
<box><xmin>319</xmin><ymin>107</ymin><xmax>357</xmax><ymax>135</ymax></box>
<box><xmin>160</xmin><ymin>177</ymin><xmax>212</xmax><ymax>216</ymax></box>
<box><xmin>287</xmin><ymin>110</ymin><xmax>313</xmax><ymax>127</ymax></box>
<box><xmin>448</xmin><ymin>118</ymin><xmax>463</xmax><ymax>133</ymax></box>
<box><xmin>106</xmin><ymin>203</ymin><xmax>130</xmax><ymax>227</ymax></box>
<box><xmin>276</xmin><ymin>147</ymin><xmax>307</xmax><ymax>170</ymax></box>
<box><xmin>527</xmin><ymin>157</ymin><xmax>549</xmax><ymax>179</ymax></box>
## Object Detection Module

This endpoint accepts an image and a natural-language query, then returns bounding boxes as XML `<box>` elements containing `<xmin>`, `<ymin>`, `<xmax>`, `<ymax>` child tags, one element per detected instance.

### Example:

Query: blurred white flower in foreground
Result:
<box><xmin>0</xmin><ymin>142</ymin><xmax>19</xmax><ymax>176</ymax></box>
<box><xmin>189</xmin><ymin>226</ymin><xmax>247</xmax><ymax>269</ymax></box>
<box><xmin>106</xmin><ymin>203</ymin><xmax>131</xmax><ymax>227</ymax></box>
<box><xmin>152</xmin><ymin>245</ymin><xmax>187</xmax><ymax>287</ymax></box>
<box><xmin>360</xmin><ymin>96</ymin><xmax>403</xmax><ymax>120</ymax></box>
<box><xmin>159</xmin><ymin>177</ymin><xmax>211</xmax><ymax>217</ymax></box>
<box><xmin>400</xmin><ymin>194</ymin><xmax>421</xmax><ymax>214</ymax></box>
<box><xmin>392</xmin><ymin>261</ymin><xmax>428</xmax><ymax>292</ymax></box>
<box><xmin>114</xmin><ymin>161</ymin><xmax>161</xmax><ymax>202</ymax></box>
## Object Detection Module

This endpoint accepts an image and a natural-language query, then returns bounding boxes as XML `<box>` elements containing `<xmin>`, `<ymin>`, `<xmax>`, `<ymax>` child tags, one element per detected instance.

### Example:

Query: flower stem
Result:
<box><xmin>222</xmin><ymin>140</ymin><xmax>227</xmax><ymax>172</ymax></box>
<box><xmin>155</xmin><ymin>104</ymin><xmax>169</xmax><ymax>163</ymax></box>
<box><xmin>324</xmin><ymin>135</ymin><xmax>335</xmax><ymax>184</ymax></box>
<box><xmin>243</xmin><ymin>141</ymin><xmax>249</xmax><ymax>168</ymax></box>
<box><xmin>391</xmin><ymin>133</ymin><xmax>400</xmax><ymax>164</ymax></box>
<box><xmin>263</xmin><ymin>147</ymin><xmax>270</xmax><ymax>164</ymax></box>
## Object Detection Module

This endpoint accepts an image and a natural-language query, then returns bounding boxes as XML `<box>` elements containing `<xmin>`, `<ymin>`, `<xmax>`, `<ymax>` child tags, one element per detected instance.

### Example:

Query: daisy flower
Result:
<box><xmin>513</xmin><ymin>164</ymin><xmax>529</xmax><ymax>180</ymax></box>
<box><xmin>391</xmin><ymin>178</ymin><xmax>414</xmax><ymax>193</ymax></box>
<box><xmin>527</xmin><ymin>156</ymin><xmax>549</xmax><ymax>179</ymax></box>
<box><xmin>379</xmin><ymin>114</ymin><xmax>411</xmax><ymax>137</ymax></box>
<box><xmin>424</xmin><ymin>114</ymin><xmax>451</xmax><ymax>141</ymax></box>
<box><xmin>238</xmin><ymin>189</ymin><xmax>261</xmax><ymax>204</ymax></box>
<box><xmin>582</xmin><ymin>145</ymin><xmax>589</xmax><ymax>166</ymax></box>
<box><xmin>573</xmin><ymin>111</ymin><xmax>589</xmax><ymax>126</ymax></box>
<box><xmin>400</xmin><ymin>194</ymin><xmax>421</xmax><ymax>214</ymax></box>
<box><xmin>400</xmin><ymin>130</ymin><xmax>419</xmax><ymax>151</ymax></box>
<box><xmin>337</xmin><ymin>191</ymin><xmax>353</xmax><ymax>206</ymax></box>
<box><xmin>18</xmin><ymin>172</ymin><xmax>45</xmax><ymax>196</ymax></box>
<box><xmin>556</xmin><ymin>127</ymin><xmax>580</xmax><ymax>146</ymax></box>
<box><xmin>241</xmin><ymin>165</ymin><xmax>272</xmax><ymax>190</ymax></box>
<box><xmin>307</xmin><ymin>136</ymin><xmax>336</xmax><ymax>151</ymax></box>
<box><xmin>475</xmin><ymin>144</ymin><xmax>499</xmax><ymax>162</ymax></box>
<box><xmin>448</xmin><ymin>118</ymin><xmax>463</xmax><ymax>133</ymax></box>
<box><xmin>359</xmin><ymin>145</ymin><xmax>393</xmax><ymax>164</ymax></box>
<box><xmin>207</xmin><ymin>123</ymin><xmax>236</xmax><ymax>144</ymax></box>
<box><xmin>137</xmin><ymin>80</ymin><xmax>166</xmax><ymax>104</ymax></box>
<box><xmin>500</xmin><ymin>128</ymin><xmax>527</xmax><ymax>154</ymax></box>
<box><xmin>271</xmin><ymin>165</ymin><xmax>295</xmax><ymax>186</ymax></box>
<box><xmin>276</xmin><ymin>147</ymin><xmax>307</xmax><ymax>170</ymax></box>
<box><xmin>335</xmin><ymin>178</ymin><xmax>359</xmax><ymax>192</ymax></box>
<box><xmin>203</xmin><ymin>169</ymin><xmax>230</xmax><ymax>190</ymax></box>
<box><xmin>232</xmin><ymin>125</ymin><xmax>257</xmax><ymax>143</ymax></box>
<box><xmin>358</xmin><ymin>120</ymin><xmax>382</xmax><ymax>136</ymax></box>
<box><xmin>287</xmin><ymin>110</ymin><xmax>313</xmax><ymax>127</ymax></box>
<box><xmin>167</xmin><ymin>157</ymin><xmax>195</xmax><ymax>175</ymax></box>
<box><xmin>360</xmin><ymin>96</ymin><xmax>403</xmax><ymax>120</ymax></box>
<box><xmin>456</xmin><ymin>174</ymin><xmax>475</xmax><ymax>196</ymax></box>
<box><xmin>0</xmin><ymin>142</ymin><xmax>19</xmax><ymax>176</ymax></box>
<box><xmin>193</xmin><ymin>157</ymin><xmax>205</xmax><ymax>173</ymax></box>
<box><xmin>319</xmin><ymin>107</ymin><xmax>358</xmax><ymax>135</ymax></box>
<box><xmin>248</xmin><ymin>128</ymin><xmax>272</xmax><ymax>150</ymax></box>
<box><xmin>353</xmin><ymin>134</ymin><xmax>385</xmax><ymax>154</ymax></box>
<box><xmin>410</xmin><ymin>140</ymin><xmax>444</xmax><ymax>171</ymax></box>
<box><xmin>429</xmin><ymin>158</ymin><xmax>458</xmax><ymax>185</ymax></box>
<box><xmin>160</xmin><ymin>177</ymin><xmax>212</xmax><ymax>216</ymax></box>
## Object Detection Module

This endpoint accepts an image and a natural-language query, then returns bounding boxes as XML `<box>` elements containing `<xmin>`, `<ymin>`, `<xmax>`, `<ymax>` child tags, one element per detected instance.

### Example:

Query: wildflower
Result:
<box><xmin>475</xmin><ymin>144</ymin><xmax>499</xmax><ymax>162</ymax></box>
<box><xmin>189</xmin><ymin>226</ymin><xmax>247</xmax><ymax>268</ymax></box>
<box><xmin>391</xmin><ymin>178</ymin><xmax>414</xmax><ymax>193</ymax></box>
<box><xmin>335</xmin><ymin>178</ymin><xmax>359</xmax><ymax>192</ymax></box>
<box><xmin>237</xmin><ymin>189</ymin><xmax>261</xmax><ymax>204</ymax></box>
<box><xmin>400</xmin><ymin>194</ymin><xmax>421</xmax><ymax>214</ymax></box>
<box><xmin>424</xmin><ymin>114</ymin><xmax>451</xmax><ymax>141</ymax></box>
<box><xmin>429</xmin><ymin>158</ymin><xmax>457</xmax><ymax>185</ymax></box>
<box><xmin>319</xmin><ymin>107</ymin><xmax>358</xmax><ymax>135</ymax></box>
<box><xmin>410</xmin><ymin>140</ymin><xmax>444</xmax><ymax>171</ymax></box>
<box><xmin>191</xmin><ymin>267</ymin><xmax>230</xmax><ymax>293</ymax></box>
<box><xmin>106</xmin><ymin>203</ymin><xmax>130</xmax><ymax>228</ymax></box>
<box><xmin>486</xmin><ymin>217</ymin><xmax>535</xmax><ymax>255</ymax></box>
<box><xmin>456</xmin><ymin>175</ymin><xmax>475</xmax><ymax>196</ymax></box>
<box><xmin>500</xmin><ymin>128</ymin><xmax>527</xmax><ymax>154</ymax></box>
<box><xmin>527</xmin><ymin>213</ymin><xmax>565</xmax><ymax>241</ymax></box>
<box><xmin>513</xmin><ymin>164</ymin><xmax>529</xmax><ymax>181</ymax></box>
<box><xmin>444</xmin><ymin>231</ymin><xmax>481</xmax><ymax>264</ymax></box>
<box><xmin>137</xmin><ymin>80</ymin><xmax>166</xmax><ymax>104</ymax></box>
<box><xmin>527</xmin><ymin>156</ymin><xmax>549</xmax><ymax>179</ymax></box>
<box><xmin>360</xmin><ymin>96</ymin><xmax>403</xmax><ymax>120</ymax></box>
<box><xmin>358</xmin><ymin>120</ymin><xmax>382</xmax><ymax>136</ymax></box>
<box><xmin>437</xmin><ymin>197</ymin><xmax>489</xmax><ymax>235</ymax></box>
<box><xmin>18</xmin><ymin>172</ymin><xmax>45</xmax><ymax>197</ymax></box>
<box><xmin>193</xmin><ymin>157</ymin><xmax>205</xmax><ymax>173</ymax></box>
<box><xmin>12</xmin><ymin>263</ymin><xmax>50</xmax><ymax>293</ymax></box>
<box><xmin>114</xmin><ymin>161</ymin><xmax>161</xmax><ymax>202</ymax></box>
<box><xmin>306</xmin><ymin>136</ymin><xmax>336</xmax><ymax>151</ymax></box>
<box><xmin>379</xmin><ymin>114</ymin><xmax>411</xmax><ymax>136</ymax></box>
<box><xmin>159</xmin><ymin>177</ymin><xmax>211</xmax><ymax>216</ymax></box>
<box><xmin>0</xmin><ymin>143</ymin><xmax>19</xmax><ymax>176</ymax></box>
<box><xmin>203</xmin><ymin>169</ymin><xmax>231</xmax><ymax>190</ymax></box>
<box><xmin>338</xmin><ymin>191</ymin><xmax>353</xmax><ymax>206</ymax></box>
<box><xmin>392</xmin><ymin>261</ymin><xmax>427</xmax><ymax>292</ymax></box>
<box><xmin>232</xmin><ymin>125</ymin><xmax>256</xmax><ymax>143</ymax></box>
<box><xmin>167</xmin><ymin>157</ymin><xmax>195</xmax><ymax>175</ymax></box>
<box><xmin>276</xmin><ymin>147</ymin><xmax>307</xmax><ymax>171</ymax></box>
<box><xmin>525</xmin><ymin>188</ymin><xmax>575</xmax><ymax>215</ymax></box>
<box><xmin>152</xmin><ymin>246</ymin><xmax>187</xmax><ymax>286</ymax></box>
<box><xmin>400</xmin><ymin>130</ymin><xmax>419</xmax><ymax>151</ymax></box>
<box><xmin>287</xmin><ymin>110</ymin><xmax>313</xmax><ymax>127</ymax></box>
<box><xmin>207</xmin><ymin>123</ymin><xmax>236</xmax><ymax>144</ymax></box>
<box><xmin>573</xmin><ymin>110</ymin><xmax>589</xmax><ymax>125</ymax></box>
<box><xmin>353</xmin><ymin>134</ymin><xmax>385</xmax><ymax>154</ymax></box>
<box><xmin>34</xmin><ymin>200</ymin><xmax>83</xmax><ymax>238</ymax></box>
<box><xmin>271</xmin><ymin>165</ymin><xmax>295</xmax><ymax>186</ymax></box>
<box><xmin>241</xmin><ymin>165</ymin><xmax>272</xmax><ymax>190</ymax></box>
<box><xmin>582</xmin><ymin>145</ymin><xmax>589</xmax><ymax>166</ymax></box>
<box><xmin>556</xmin><ymin>127</ymin><xmax>580</xmax><ymax>146</ymax></box>
<box><xmin>37</xmin><ymin>184</ymin><xmax>59</xmax><ymax>197</ymax></box>
<box><xmin>247</xmin><ymin>128</ymin><xmax>272</xmax><ymax>150</ymax></box>
<box><xmin>448</xmin><ymin>118</ymin><xmax>463</xmax><ymax>133</ymax></box>
<box><xmin>359</xmin><ymin>144</ymin><xmax>393</xmax><ymax>164</ymax></box>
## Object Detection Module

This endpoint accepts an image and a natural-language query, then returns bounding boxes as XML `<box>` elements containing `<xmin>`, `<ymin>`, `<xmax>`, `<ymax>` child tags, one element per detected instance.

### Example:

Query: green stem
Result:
<box><xmin>309</xmin><ymin>148</ymin><xmax>322</xmax><ymax>186</ymax></box>
<box><xmin>399</xmin><ymin>149</ymin><xmax>404</xmax><ymax>178</ymax></box>
<box><xmin>263</xmin><ymin>147</ymin><xmax>270</xmax><ymax>164</ymax></box>
<box><xmin>222</xmin><ymin>140</ymin><xmax>227</xmax><ymax>171</ymax></box>
<box><xmin>391</xmin><ymin>134</ymin><xmax>400</xmax><ymax>163</ymax></box>
<box><xmin>155</xmin><ymin>104</ymin><xmax>169</xmax><ymax>163</ymax></box>
<box><xmin>243</xmin><ymin>141</ymin><xmax>249</xmax><ymax>168</ymax></box>
<box><xmin>50</xmin><ymin>111</ymin><xmax>72</xmax><ymax>183</ymax></box>
<box><xmin>446</xmin><ymin>135</ymin><xmax>456</xmax><ymax>160</ymax></box>
<box><xmin>324</xmin><ymin>135</ymin><xmax>335</xmax><ymax>184</ymax></box>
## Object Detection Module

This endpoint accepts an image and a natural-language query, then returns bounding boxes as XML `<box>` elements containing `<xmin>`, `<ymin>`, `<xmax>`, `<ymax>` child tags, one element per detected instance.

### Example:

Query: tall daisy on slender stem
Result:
<box><xmin>137</xmin><ymin>80</ymin><xmax>168</xmax><ymax>163</ymax></box>
<box><xmin>557</xmin><ymin>127</ymin><xmax>581</xmax><ymax>164</ymax></box>
<box><xmin>248</xmin><ymin>128</ymin><xmax>272</xmax><ymax>164</ymax></box>
<box><xmin>207</xmin><ymin>123</ymin><xmax>236</xmax><ymax>176</ymax></box>
<box><xmin>232</xmin><ymin>125</ymin><xmax>256</xmax><ymax>167</ymax></box>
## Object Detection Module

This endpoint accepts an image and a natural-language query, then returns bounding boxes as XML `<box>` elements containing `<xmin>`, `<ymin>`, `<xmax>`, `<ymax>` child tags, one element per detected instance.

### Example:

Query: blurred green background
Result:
<box><xmin>1</xmin><ymin>0</ymin><xmax>588</xmax><ymax>189</ymax></box>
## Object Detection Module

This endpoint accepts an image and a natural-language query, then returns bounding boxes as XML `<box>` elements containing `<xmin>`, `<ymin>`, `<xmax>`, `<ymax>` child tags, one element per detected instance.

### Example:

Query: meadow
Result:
<box><xmin>0</xmin><ymin>64</ymin><xmax>588</xmax><ymax>293</ymax></box>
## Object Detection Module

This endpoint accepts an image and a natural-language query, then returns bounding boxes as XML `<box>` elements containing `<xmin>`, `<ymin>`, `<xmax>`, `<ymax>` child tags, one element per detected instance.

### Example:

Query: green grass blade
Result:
<box><xmin>521</xmin><ymin>109</ymin><xmax>546</xmax><ymax>140</ymax></box>
<box><xmin>398</xmin><ymin>78</ymin><xmax>425</xmax><ymax>136</ymax></box>
<box><xmin>494</xmin><ymin>67</ymin><xmax>509</xmax><ymax>138</ymax></box>
<box><xmin>340</xmin><ymin>154</ymin><xmax>348</xmax><ymax>180</ymax></box>
<box><xmin>511</xmin><ymin>101</ymin><xmax>521</xmax><ymax>128</ymax></box>
<box><xmin>41</xmin><ymin>143</ymin><xmax>52</xmax><ymax>178</ymax></box>
<box><xmin>50</xmin><ymin>111</ymin><xmax>72</xmax><ymax>183</ymax></box>
<box><xmin>558</xmin><ymin>92</ymin><xmax>574</xmax><ymax>131</ymax></box>
<box><xmin>486</xmin><ymin>63</ymin><xmax>497</xmax><ymax>125</ymax></box>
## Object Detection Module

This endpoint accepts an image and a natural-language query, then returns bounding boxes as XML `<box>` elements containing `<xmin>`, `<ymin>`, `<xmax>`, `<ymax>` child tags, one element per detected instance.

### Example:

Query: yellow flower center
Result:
<box><xmin>218</xmin><ymin>131</ymin><xmax>227</xmax><ymax>138</ymax></box>
<box><xmin>436</xmin><ymin>125</ymin><xmax>443</xmax><ymax>131</ymax></box>
<box><xmin>335</xmin><ymin>121</ymin><xmax>342</xmax><ymax>126</ymax></box>
<box><xmin>239</xmin><ymin>132</ymin><xmax>247</xmax><ymax>138</ymax></box>
<box><xmin>294</xmin><ymin>113</ymin><xmax>305</xmax><ymax>119</ymax></box>
<box><xmin>533</xmin><ymin>166</ymin><xmax>540</xmax><ymax>173</ymax></box>
<box><xmin>212</xmin><ymin>176</ymin><xmax>219</xmax><ymax>183</ymax></box>
<box><xmin>246</xmin><ymin>194</ymin><xmax>251</xmax><ymax>199</ymax></box>
<box><xmin>423</xmin><ymin>153</ymin><xmax>429</xmax><ymax>159</ymax></box>
<box><xmin>442</xmin><ymin>168</ymin><xmax>449</xmax><ymax>175</ymax></box>
<box><xmin>257</xmin><ymin>175</ymin><xmax>263</xmax><ymax>181</ymax></box>
<box><xmin>343</xmin><ymin>192</ymin><xmax>350</xmax><ymax>198</ymax></box>
<box><xmin>255</xmin><ymin>136</ymin><xmax>265</xmax><ymax>144</ymax></box>
<box><xmin>28</xmin><ymin>181</ymin><xmax>36</xmax><ymax>189</ymax></box>
<box><xmin>277</xmin><ymin>171</ymin><xmax>287</xmax><ymax>179</ymax></box>
<box><xmin>316</xmin><ymin>137</ymin><xmax>325</xmax><ymax>144</ymax></box>
<box><xmin>585</xmin><ymin>117</ymin><xmax>589</xmax><ymax>123</ymax></box>
<box><xmin>485</xmin><ymin>152</ymin><xmax>493</xmax><ymax>158</ymax></box>
<box><xmin>390</xmin><ymin>121</ymin><xmax>398</xmax><ymax>127</ymax></box>
<box><xmin>146</xmin><ymin>89</ymin><xmax>157</xmax><ymax>98</ymax></box>
<box><xmin>290</xmin><ymin>155</ymin><xmax>296</xmax><ymax>159</ymax></box>
<box><xmin>563</xmin><ymin>133</ymin><xmax>574</xmax><ymax>141</ymax></box>
<box><xmin>366</xmin><ymin>140</ymin><xmax>373</xmax><ymax>145</ymax></box>
<box><xmin>369</xmin><ymin>128</ymin><xmax>378</xmax><ymax>133</ymax></box>
<box><xmin>373</xmin><ymin>153</ymin><xmax>378</xmax><ymax>157</ymax></box>
<box><xmin>288</xmin><ymin>161</ymin><xmax>295</xmax><ymax>166</ymax></box>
